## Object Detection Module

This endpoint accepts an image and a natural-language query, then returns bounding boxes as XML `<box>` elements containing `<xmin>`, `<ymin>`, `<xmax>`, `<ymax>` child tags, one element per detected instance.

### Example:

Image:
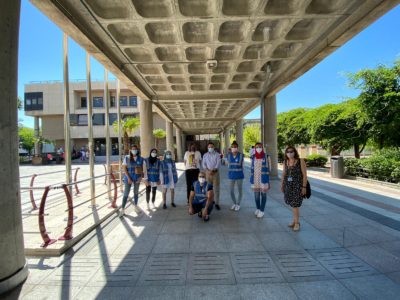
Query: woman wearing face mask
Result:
<box><xmin>250</xmin><ymin>142</ymin><xmax>271</xmax><ymax>218</ymax></box>
<box><xmin>160</xmin><ymin>150</ymin><xmax>178</xmax><ymax>209</ymax></box>
<box><xmin>281</xmin><ymin>146</ymin><xmax>307</xmax><ymax>231</ymax></box>
<box><xmin>227</xmin><ymin>141</ymin><xmax>244</xmax><ymax>211</ymax></box>
<box><xmin>184</xmin><ymin>143</ymin><xmax>202</xmax><ymax>204</ymax></box>
<box><xmin>120</xmin><ymin>145</ymin><xmax>144</xmax><ymax>217</ymax></box>
<box><xmin>143</xmin><ymin>148</ymin><xmax>161</xmax><ymax>209</ymax></box>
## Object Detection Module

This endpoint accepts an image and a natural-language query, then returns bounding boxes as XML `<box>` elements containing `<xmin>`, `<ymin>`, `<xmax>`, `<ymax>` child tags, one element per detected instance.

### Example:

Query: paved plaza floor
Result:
<box><xmin>4</xmin><ymin>161</ymin><xmax>400</xmax><ymax>299</ymax></box>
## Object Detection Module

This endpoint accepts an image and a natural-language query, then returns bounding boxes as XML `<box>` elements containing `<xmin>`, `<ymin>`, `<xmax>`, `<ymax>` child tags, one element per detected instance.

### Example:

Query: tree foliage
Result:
<box><xmin>19</xmin><ymin>127</ymin><xmax>36</xmax><ymax>155</ymax></box>
<box><xmin>277</xmin><ymin>108</ymin><xmax>310</xmax><ymax>149</ymax></box>
<box><xmin>243</xmin><ymin>124</ymin><xmax>260</xmax><ymax>156</ymax></box>
<box><xmin>153</xmin><ymin>128</ymin><xmax>166</xmax><ymax>148</ymax></box>
<box><xmin>113</xmin><ymin>117</ymin><xmax>140</xmax><ymax>154</ymax></box>
<box><xmin>348</xmin><ymin>60</ymin><xmax>400</xmax><ymax>148</ymax></box>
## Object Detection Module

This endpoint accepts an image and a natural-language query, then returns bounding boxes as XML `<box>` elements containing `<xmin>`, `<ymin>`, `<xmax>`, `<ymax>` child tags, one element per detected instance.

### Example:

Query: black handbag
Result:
<box><xmin>300</xmin><ymin>159</ymin><xmax>311</xmax><ymax>199</ymax></box>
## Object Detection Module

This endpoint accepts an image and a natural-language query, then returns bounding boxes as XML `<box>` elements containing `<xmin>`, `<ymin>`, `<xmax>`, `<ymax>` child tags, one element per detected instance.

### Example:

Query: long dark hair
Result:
<box><xmin>149</xmin><ymin>148</ymin><xmax>158</xmax><ymax>164</ymax></box>
<box><xmin>284</xmin><ymin>146</ymin><xmax>300</xmax><ymax>161</ymax></box>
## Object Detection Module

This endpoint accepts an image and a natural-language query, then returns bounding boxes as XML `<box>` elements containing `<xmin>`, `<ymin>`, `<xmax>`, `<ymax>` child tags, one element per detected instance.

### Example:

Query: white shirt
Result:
<box><xmin>184</xmin><ymin>151</ymin><xmax>202</xmax><ymax>170</ymax></box>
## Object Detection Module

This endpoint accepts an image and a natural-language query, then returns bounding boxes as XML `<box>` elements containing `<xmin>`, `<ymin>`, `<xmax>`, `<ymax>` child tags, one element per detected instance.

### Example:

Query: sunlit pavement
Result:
<box><xmin>5</xmin><ymin>162</ymin><xmax>400</xmax><ymax>299</ymax></box>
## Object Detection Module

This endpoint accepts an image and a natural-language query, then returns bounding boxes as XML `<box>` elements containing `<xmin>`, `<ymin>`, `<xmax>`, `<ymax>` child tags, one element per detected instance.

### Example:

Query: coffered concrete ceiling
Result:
<box><xmin>31</xmin><ymin>0</ymin><xmax>399</xmax><ymax>134</ymax></box>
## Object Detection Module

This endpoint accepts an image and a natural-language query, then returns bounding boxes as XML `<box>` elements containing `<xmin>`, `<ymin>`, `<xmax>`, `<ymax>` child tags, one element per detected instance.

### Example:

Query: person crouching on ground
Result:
<box><xmin>228</xmin><ymin>141</ymin><xmax>244</xmax><ymax>211</ymax></box>
<box><xmin>120</xmin><ymin>145</ymin><xmax>144</xmax><ymax>217</ymax></box>
<box><xmin>143</xmin><ymin>148</ymin><xmax>161</xmax><ymax>209</ymax></box>
<box><xmin>250</xmin><ymin>142</ymin><xmax>271</xmax><ymax>218</ymax></box>
<box><xmin>160</xmin><ymin>150</ymin><xmax>178</xmax><ymax>209</ymax></box>
<box><xmin>188</xmin><ymin>171</ymin><xmax>214</xmax><ymax>222</ymax></box>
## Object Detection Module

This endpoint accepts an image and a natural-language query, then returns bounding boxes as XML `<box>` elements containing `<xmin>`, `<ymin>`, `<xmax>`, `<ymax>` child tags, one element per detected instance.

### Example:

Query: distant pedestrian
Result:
<box><xmin>281</xmin><ymin>146</ymin><xmax>307</xmax><ymax>231</ymax></box>
<box><xmin>227</xmin><ymin>141</ymin><xmax>244</xmax><ymax>211</ymax></box>
<box><xmin>202</xmin><ymin>142</ymin><xmax>221</xmax><ymax>210</ymax></box>
<box><xmin>184</xmin><ymin>143</ymin><xmax>202</xmax><ymax>204</ymax></box>
<box><xmin>160</xmin><ymin>150</ymin><xmax>178</xmax><ymax>209</ymax></box>
<box><xmin>120</xmin><ymin>145</ymin><xmax>144</xmax><ymax>217</ymax></box>
<box><xmin>250</xmin><ymin>143</ymin><xmax>271</xmax><ymax>218</ymax></box>
<box><xmin>143</xmin><ymin>148</ymin><xmax>161</xmax><ymax>209</ymax></box>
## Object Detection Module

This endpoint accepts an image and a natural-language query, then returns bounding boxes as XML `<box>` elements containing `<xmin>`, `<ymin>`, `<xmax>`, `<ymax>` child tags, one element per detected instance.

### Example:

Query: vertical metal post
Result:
<box><xmin>104</xmin><ymin>69</ymin><xmax>111</xmax><ymax>199</ymax></box>
<box><xmin>63</xmin><ymin>33</ymin><xmax>72</xmax><ymax>195</ymax></box>
<box><xmin>86</xmin><ymin>52</ymin><xmax>95</xmax><ymax>206</ymax></box>
<box><xmin>116</xmin><ymin>79</ymin><xmax>123</xmax><ymax>191</ymax></box>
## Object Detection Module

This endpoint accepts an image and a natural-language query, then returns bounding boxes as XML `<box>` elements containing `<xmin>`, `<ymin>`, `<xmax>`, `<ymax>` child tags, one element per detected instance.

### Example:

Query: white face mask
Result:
<box><xmin>208</xmin><ymin>147</ymin><xmax>214</xmax><ymax>153</ymax></box>
<box><xmin>151</xmin><ymin>152</ymin><xmax>157</xmax><ymax>158</ymax></box>
<box><xmin>131</xmin><ymin>149</ymin><xmax>138</xmax><ymax>155</ymax></box>
<box><xmin>287</xmin><ymin>152</ymin><xmax>295</xmax><ymax>159</ymax></box>
<box><xmin>166</xmin><ymin>154</ymin><xmax>171</xmax><ymax>159</ymax></box>
<box><xmin>232</xmin><ymin>147</ymin><xmax>238</xmax><ymax>153</ymax></box>
<box><xmin>256</xmin><ymin>147</ymin><xmax>263</xmax><ymax>154</ymax></box>
<box><xmin>199</xmin><ymin>177</ymin><xmax>205</xmax><ymax>184</ymax></box>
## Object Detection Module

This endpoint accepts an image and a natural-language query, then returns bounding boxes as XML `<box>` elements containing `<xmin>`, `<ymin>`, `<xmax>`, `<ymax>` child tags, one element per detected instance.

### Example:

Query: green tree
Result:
<box><xmin>19</xmin><ymin>127</ymin><xmax>35</xmax><ymax>155</ymax></box>
<box><xmin>277</xmin><ymin>108</ymin><xmax>311</xmax><ymax>148</ymax></box>
<box><xmin>113</xmin><ymin>117</ymin><xmax>140</xmax><ymax>154</ymax></box>
<box><xmin>153</xmin><ymin>128</ymin><xmax>166</xmax><ymax>149</ymax></box>
<box><xmin>348</xmin><ymin>60</ymin><xmax>400</xmax><ymax>148</ymax></box>
<box><xmin>243</xmin><ymin>124</ymin><xmax>261</xmax><ymax>156</ymax></box>
<box><xmin>17</xmin><ymin>97</ymin><xmax>23</xmax><ymax>110</ymax></box>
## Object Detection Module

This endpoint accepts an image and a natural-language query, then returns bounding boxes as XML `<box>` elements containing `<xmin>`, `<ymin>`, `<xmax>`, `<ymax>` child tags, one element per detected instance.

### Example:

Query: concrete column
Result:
<box><xmin>224</xmin><ymin>128</ymin><xmax>231</xmax><ymax>157</ymax></box>
<box><xmin>34</xmin><ymin>116</ymin><xmax>40</xmax><ymax>156</ymax></box>
<box><xmin>139</xmin><ymin>100</ymin><xmax>154</xmax><ymax>156</ymax></box>
<box><xmin>175</xmin><ymin>127</ymin><xmax>183</xmax><ymax>161</ymax></box>
<box><xmin>166</xmin><ymin>120</ymin><xmax>174</xmax><ymax>152</ymax></box>
<box><xmin>0</xmin><ymin>0</ymin><xmax>29</xmax><ymax>293</ymax></box>
<box><xmin>262</xmin><ymin>95</ymin><xmax>278</xmax><ymax>177</ymax></box>
<box><xmin>219</xmin><ymin>132</ymin><xmax>223</xmax><ymax>151</ymax></box>
<box><xmin>181</xmin><ymin>134</ymin><xmax>186</xmax><ymax>155</ymax></box>
<box><xmin>235</xmin><ymin>119</ymin><xmax>243</xmax><ymax>153</ymax></box>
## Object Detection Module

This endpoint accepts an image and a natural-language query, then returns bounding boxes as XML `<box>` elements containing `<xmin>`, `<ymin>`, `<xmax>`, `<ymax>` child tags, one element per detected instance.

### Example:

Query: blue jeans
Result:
<box><xmin>230</xmin><ymin>179</ymin><xmax>243</xmax><ymax>205</ymax></box>
<box><xmin>254</xmin><ymin>192</ymin><xmax>267</xmax><ymax>212</ymax></box>
<box><xmin>122</xmin><ymin>181</ymin><xmax>140</xmax><ymax>208</ymax></box>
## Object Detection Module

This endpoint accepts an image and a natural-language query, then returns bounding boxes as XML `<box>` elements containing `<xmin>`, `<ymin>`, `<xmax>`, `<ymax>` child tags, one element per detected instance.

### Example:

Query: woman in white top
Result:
<box><xmin>183</xmin><ymin>143</ymin><xmax>202</xmax><ymax>203</ymax></box>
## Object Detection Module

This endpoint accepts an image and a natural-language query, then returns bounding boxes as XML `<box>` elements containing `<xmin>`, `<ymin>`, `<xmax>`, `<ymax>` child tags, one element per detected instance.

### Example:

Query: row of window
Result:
<box><xmin>80</xmin><ymin>96</ymin><xmax>137</xmax><ymax>108</ymax></box>
<box><xmin>25</xmin><ymin>92</ymin><xmax>43</xmax><ymax>111</ymax></box>
<box><xmin>70</xmin><ymin>113</ymin><xmax>138</xmax><ymax>126</ymax></box>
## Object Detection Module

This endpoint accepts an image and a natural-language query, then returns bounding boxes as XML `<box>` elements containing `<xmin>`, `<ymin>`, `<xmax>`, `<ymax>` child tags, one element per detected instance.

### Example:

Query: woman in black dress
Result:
<box><xmin>280</xmin><ymin>146</ymin><xmax>308</xmax><ymax>231</ymax></box>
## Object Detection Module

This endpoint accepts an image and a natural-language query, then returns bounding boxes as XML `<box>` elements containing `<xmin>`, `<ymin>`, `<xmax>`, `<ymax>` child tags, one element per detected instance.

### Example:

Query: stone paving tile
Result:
<box><xmin>291</xmin><ymin>230</ymin><xmax>340</xmax><ymax>250</ymax></box>
<box><xmin>185</xmin><ymin>285</ymin><xmax>241</xmax><ymax>300</ymax></box>
<box><xmin>349</xmin><ymin>225</ymin><xmax>399</xmax><ymax>243</ymax></box>
<box><xmin>237</xmin><ymin>283</ymin><xmax>299</xmax><ymax>300</ymax></box>
<box><xmin>223</xmin><ymin>233</ymin><xmax>265</xmax><ymax>252</ymax></box>
<box><xmin>137</xmin><ymin>253</ymin><xmax>188</xmax><ymax>286</ymax></box>
<box><xmin>161</xmin><ymin>220</ymin><xmax>192</xmax><ymax>234</ymax></box>
<box><xmin>2</xmin><ymin>283</ymin><xmax>35</xmax><ymax>300</ymax></box>
<box><xmin>189</xmin><ymin>233</ymin><xmax>228</xmax><ymax>253</ymax></box>
<box><xmin>386</xmin><ymin>271</ymin><xmax>400</xmax><ymax>284</ymax></box>
<box><xmin>112</xmin><ymin>233</ymin><xmax>158</xmax><ymax>255</ymax></box>
<box><xmin>320</xmin><ymin>228</ymin><xmax>371</xmax><ymax>248</ymax></box>
<box><xmin>86</xmin><ymin>254</ymin><xmax>148</xmax><ymax>287</ymax></box>
<box><xmin>24</xmin><ymin>257</ymin><xmax>63</xmax><ymax>284</ymax></box>
<box><xmin>152</xmin><ymin>234</ymin><xmax>190</xmax><ymax>253</ymax></box>
<box><xmin>187</xmin><ymin>253</ymin><xmax>235</xmax><ymax>285</ymax></box>
<box><xmin>290</xmin><ymin>280</ymin><xmax>356</xmax><ymax>300</ymax></box>
<box><xmin>308</xmin><ymin>248</ymin><xmax>377</xmax><ymax>279</ymax></box>
<box><xmin>132</xmin><ymin>286</ymin><xmax>186</xmax><ymax>299</ymax></box>
<box><xmin>340</xmin><ymin>274</ymin><xmax>400</xmax><ymax>300</ymax></box>
<box><xmin>230</xmin><ymin>252</ymin><xmax>285</xmax><ymax>284</ymax></box>
<box><xmin>74</xmin><ymin>286</ymin><xmax>135</xmax><ymax>300</ymax></box>
<box><xmin>258</xmin><ymin>232</ymin><xmax>304</xmax><ymax>251</ymax></box>
<box><xmin>130</xmin><ymin>220</ymin><xmax>165</xmax><ymax>235</ymax></box>
<box><xmin>17</xmin><ymin>285</ymin><xmax>82</xmax><ymax>300</ymax></box>
<box><xmin>377</xmin><ymin>240</ymin><xmax>400</xmax><ymax>257</ymax></box>
<box><xmin>270</xmin><ymin>251</ymin><xmax>333</xmax><ymax>283</ymax></box>
<box><xmin>348</xmin><ymin>244</ymin><xmax>400</xmax><ymax>273</ymax></box>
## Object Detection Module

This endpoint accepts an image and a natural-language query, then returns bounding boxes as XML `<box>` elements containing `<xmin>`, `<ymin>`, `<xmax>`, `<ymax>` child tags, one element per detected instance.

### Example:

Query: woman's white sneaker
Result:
<box><xmin>254</xmin><ymin>209</ymin><xmax>260</xmax><ymax>216</ymax></box>
<box><xmin>257</xmin><ymin>211</ymin><xmax>264</xmax><ymax>218</ymax></box>
<box><xmin>119</xmin><ymin>208</ymin><xmax>125</xmax><ymax>217</ymax></box>
<box><xmin>234</xmin><ymin>205</ymin><xmax>240</xmax><ymax>211</ymax></box>
<box><xmin>231</xmin><ymin>204</ymin><xmax>236</xmax><ymax>210</ymax></box>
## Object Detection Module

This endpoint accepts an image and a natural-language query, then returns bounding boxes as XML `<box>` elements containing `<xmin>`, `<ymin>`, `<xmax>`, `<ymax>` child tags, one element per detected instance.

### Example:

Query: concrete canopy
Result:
<box><xmin>30</xmin><ymin>0</ymin><xmax>398</xmax><ymax>134</ymax></box>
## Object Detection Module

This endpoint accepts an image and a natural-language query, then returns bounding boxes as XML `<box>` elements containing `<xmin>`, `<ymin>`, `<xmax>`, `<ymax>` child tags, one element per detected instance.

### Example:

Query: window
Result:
<box><xmin>78</xmin><ymin>114</ymin><xmax>88</xmax><ymax>126</ymax></box>
<box><xmin>120</xmin><ymin>96</ymin><xmax>127</xmax><ymax>107</ymax></box>
<box><xmin>93</xmin><ymin>114</ymin><xmax>105</xmax><ymax>126</ymax></box>
<box><xmin>24</xmin><ymin>92</ymin><xmax>43</xmax><ymax>111</ymax></box>
<box><xmin>93</xmin><ymin>96</ymin><xmax>103</xmax><ymax>108</ymax></box>
<box><xmin>80</xmin><ymin>97</ymin><xmax>87</xmax><ymax>108</ymax></box>
<box><xmin>129</xmin><ymin>96</ymin><xmax>138</xmax><ymax>107</ymax></box>
<box><xmin>110</xmin><ymin>96</ymin><xmax>115</xmax><ymax>107</ymax></box>
<box><xmin>109</xmin><ymin>113</ymin><xmax>117</xmax><ymax>126</ymax></box>
<box><xmin>70</xmin><ymin>114</ymin><xmax>79</xmax><ymax>126</ymax></box>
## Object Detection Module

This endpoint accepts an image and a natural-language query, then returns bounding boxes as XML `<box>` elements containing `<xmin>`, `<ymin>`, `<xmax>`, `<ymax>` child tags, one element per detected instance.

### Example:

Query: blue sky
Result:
<box><xmin>18</xmin><ymin>1</ymin><xmax>400</xmax><ymax>127</ymax></box>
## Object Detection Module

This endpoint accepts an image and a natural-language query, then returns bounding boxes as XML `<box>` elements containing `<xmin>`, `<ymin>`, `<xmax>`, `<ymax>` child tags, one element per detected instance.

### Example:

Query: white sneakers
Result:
<box><xmin>257</xmin><ymin>211</ymin><xmax>264</xmax><ymax>218</ymax></box>
<box><xmin>231</xmin><ymin>204</ymin><xmax>241</xmax><ymax>211</ymax></box>
<box><xmin>254</xmin><ymin>209</ymin><xmax>260</xmax><ymax>216</ymax></box>
<box><xmin>119</xmin><ymin>208</ymin><xmax>125</xmax><ymax>217</ymax></box>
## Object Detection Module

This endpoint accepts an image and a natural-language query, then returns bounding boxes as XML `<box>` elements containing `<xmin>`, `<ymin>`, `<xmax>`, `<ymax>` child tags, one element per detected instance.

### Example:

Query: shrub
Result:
<box><xmin>306</xmin><ymin>154</ymin><xmax>328</xmax><ymax>167</ymax></box>
<box><xmin>344</xmin><ymin>158</ymin><xmax>362</xmax><ymax>176</ymax></box>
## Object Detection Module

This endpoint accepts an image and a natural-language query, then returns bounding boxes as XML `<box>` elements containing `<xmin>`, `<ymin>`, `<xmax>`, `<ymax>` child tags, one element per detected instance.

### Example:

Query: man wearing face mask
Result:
<box><xmin>184</xmin><ymin>143</ymin><xmax>202</xmax><ymax>204</ymax></box>
<box><xmin>120</xmin><ymin>145</ymin><xmax>144</xmax><ymax>217</ymax></box>
<box><xmin>188</xmin><ymin>172</ymin><xmax>214</xmax><ymax>222</ymax></box>
<box><xmin>143</xmin><ymin>148</ymin><xmax>161</xmax><ymax>209</ymax></box>
<box><xmin>227</xmin><ymin>141</ymin><xmax>244</xmax><ymax>211</ymax></box>
<box><xmin>202</xmin><ymin>142</ymin><xmax>221</xmax><ymax>210</ymax></box>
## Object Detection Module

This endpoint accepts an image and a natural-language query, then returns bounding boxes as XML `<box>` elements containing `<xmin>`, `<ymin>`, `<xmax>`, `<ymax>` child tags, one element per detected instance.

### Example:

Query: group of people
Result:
<box><xmin>120</xmin><ymin>142</ymin><xmax>307</xmax><ymax>231</ymax></box>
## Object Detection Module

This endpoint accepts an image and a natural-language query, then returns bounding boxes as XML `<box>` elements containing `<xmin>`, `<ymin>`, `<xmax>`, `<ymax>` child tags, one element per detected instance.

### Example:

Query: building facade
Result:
<box><xmin>24</xmin><ymin>80</ymin><xmax>173</xmax><ymax>156</ymax></box>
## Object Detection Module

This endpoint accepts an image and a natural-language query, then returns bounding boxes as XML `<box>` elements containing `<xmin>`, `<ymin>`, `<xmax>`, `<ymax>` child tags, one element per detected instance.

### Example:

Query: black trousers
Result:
<box><xmin>146</xmin><ymin>186</ymin><xmax>157</xmax><ymax>203</ymax></box>
<box><xmin>185</xmin><ymin>168</ymin><xmax>200</xmax><ymax>201</ymax></box>
<box><xmin>192</xmin><ymin>201</ymin><xmax>214</xmax><ymax>215</ymax></box>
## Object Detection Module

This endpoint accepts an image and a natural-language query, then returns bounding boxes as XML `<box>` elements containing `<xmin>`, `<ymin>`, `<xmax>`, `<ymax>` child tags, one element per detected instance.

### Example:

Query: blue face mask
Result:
<box><xmin>166</xmin><ymin>154</ymin><xmax>171</xmax><ymax>159</ymax></box>
<box><xmin>208</xmin><ymin>148</ymin><xmax>214</xmax><ymax>153</ymax></box>
<box><xmin>131</xmin><ymin>149</ymin><xmax>138</xmax><ymax>155</ymax></box>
